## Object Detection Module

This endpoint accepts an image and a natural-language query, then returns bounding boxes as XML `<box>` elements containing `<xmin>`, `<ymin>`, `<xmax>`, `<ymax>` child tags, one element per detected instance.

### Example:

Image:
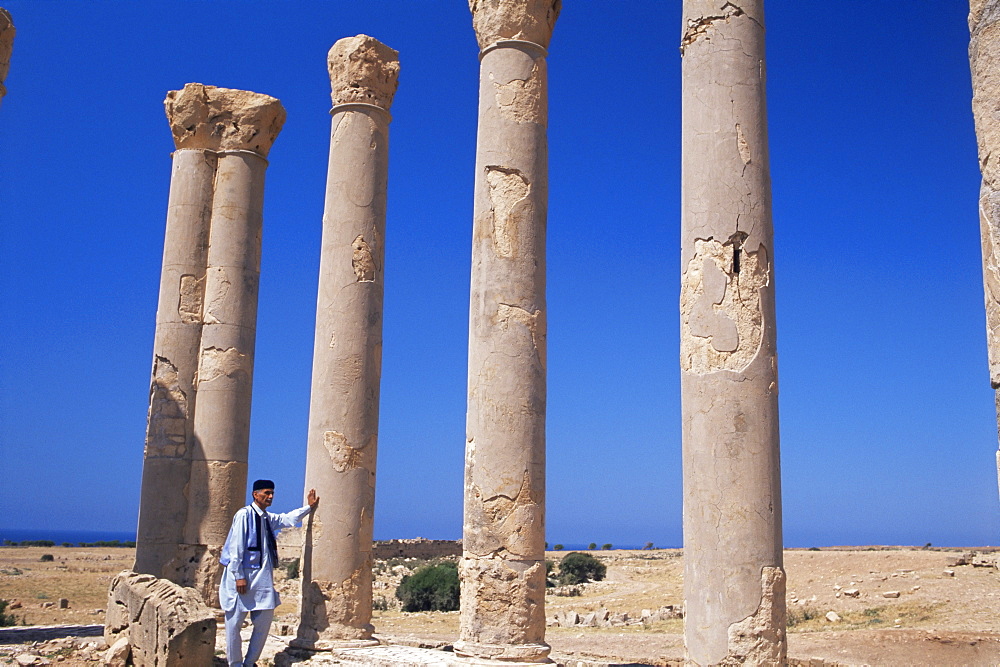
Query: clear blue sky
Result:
<box><xmin>0</xmin><ymin>1</ymin><xmax>994</xmax><ymax>548</ymax></box>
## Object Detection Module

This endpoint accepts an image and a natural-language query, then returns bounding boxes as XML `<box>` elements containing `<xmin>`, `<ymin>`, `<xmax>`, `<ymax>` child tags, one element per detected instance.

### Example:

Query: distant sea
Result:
<box><xmin>0</xmin><ymin>528</ymin><xmax>136</xmax><ymax>545</ymax></box>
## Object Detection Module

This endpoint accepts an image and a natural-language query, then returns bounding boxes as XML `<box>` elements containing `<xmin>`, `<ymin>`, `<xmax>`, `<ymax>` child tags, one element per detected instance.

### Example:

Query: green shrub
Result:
<box><xmin>601</xmin><ymin>543</ymin><xmax>612</xmax><ymax>550</ymax></box>
<box><xmin>285</xmin><ymin>558</ymin><xmax>300</xmax><ymax>580</ymax></box>
<box><xmin>0</xmin><ymin>600</ymin><xmax>22</xmax><ymax>627</ymax></box>
<box><xmin>39</xmin><ymin>554</ymin><xmax>54</xmax><ymax>562</ymax></box>
<box><xmin>553</xmin><ymin>544</ymin><xmax>564</xmax><ymax>551</ymax></box>
<box><xmin>558</xmin><ymin>552</ymin><xmax>606</xmax><ymax>585</ymax></box>
<box><xmin>588</xmin><ymin>543</ymin><xmax>597</xmax><ymax>550</ymax></box>
<box><xmin>395</xmin><ymin>561</ymin><xmax>459</xmax><ymax>612</ymax></box>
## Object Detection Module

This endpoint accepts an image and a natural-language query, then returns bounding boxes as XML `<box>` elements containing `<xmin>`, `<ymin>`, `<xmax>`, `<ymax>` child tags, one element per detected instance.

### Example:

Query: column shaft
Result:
<box><xmin>296</xmin><ymin>35</ymin><xmax>398</xmax><ymax>650</ymax></box>
<box><xmin>458</xmin><ymin>1</ymin><xmax>559</xmax><ymax>660</ymax></box>
<box><xmin>680</xmin><ymin>2</ymin><xmax>786</xmax><ymax>665</ymax></box>
<box><xmin>969</xmin><ymin>0</ymin><xmax>1000</xmax><ymax>495</ymax></box>
<box><xmin>0</xmin><ymin>8</ymin><xmax>14</xmax><ymax>107</ymax></box>
<box><xmin>135</xmin><ymin>149</ymin><xmax>214</xmax><ymax>577</ymax></box>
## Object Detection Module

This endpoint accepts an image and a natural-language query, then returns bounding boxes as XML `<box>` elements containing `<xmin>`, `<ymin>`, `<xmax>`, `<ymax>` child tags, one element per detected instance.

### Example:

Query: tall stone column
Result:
<box><xmin>135</xmin><ymin>83</ymin><xmax>285</xmax><ymax>604</ymax></box>
<box><xmin>294</xmin><ymin>36</ymin><xmax>398</xmax><ymax>650</ymax></box>
<box><xmin>679</xmin><ymin>2</ymin><xmax>786</xmax><ymax>665</ymax></box>
<box><xmin>970</xmin><ymin>0</ymin><xmax>1000</xmax><ymax>498</ymax></box>
<box><xmin>0</xmin><ymin>8</ymin><xmax>14</xmax><ymax>108</ymax></box>
<box><xmin>455</xmin><ymin>1</ymin><xmax>558</xmax><ymax>662</ymax></box>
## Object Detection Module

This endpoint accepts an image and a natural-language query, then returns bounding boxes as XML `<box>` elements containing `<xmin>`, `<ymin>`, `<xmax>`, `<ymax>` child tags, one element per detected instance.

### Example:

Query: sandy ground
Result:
<box><xmin>1</xmin><ymin>546</ymin><xmax>998</xmax><ymax>665</ymax></box>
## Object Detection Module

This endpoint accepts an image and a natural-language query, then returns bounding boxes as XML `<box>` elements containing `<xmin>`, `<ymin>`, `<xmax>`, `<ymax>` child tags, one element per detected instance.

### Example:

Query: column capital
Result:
<box><xmin>469</xmin><ymin>0</ymin><xmax>560</xmax><ymax>51</ymax></box>
<box><xmin>328</xmin><ymin>35</ymin><xmax>399</xmax><ymax>111</ymax></box>
<box><xmin>164</xmin><ymin>83</ymin><xmax>286</xmax><ymax>156</ymax></box>
<box><xmin>0</xmin><ymin>8</ymin><xmax>15</xmax><ymax>102</ymax></box>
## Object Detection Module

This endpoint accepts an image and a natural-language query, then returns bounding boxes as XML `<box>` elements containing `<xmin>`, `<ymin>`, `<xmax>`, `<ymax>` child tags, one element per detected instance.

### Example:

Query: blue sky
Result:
<box><xmin>0</xmin><ymin>1</ymin><xmax>995</xmax><ymax>548</ymax></box>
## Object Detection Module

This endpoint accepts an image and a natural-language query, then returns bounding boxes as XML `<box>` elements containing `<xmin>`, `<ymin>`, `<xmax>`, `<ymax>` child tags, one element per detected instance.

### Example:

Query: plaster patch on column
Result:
<box><xmin>492</xmin><ymin>63</ymin><xmax>544</xmax><ymax>124</ymax></box>
<box><xmin>146</xmin><ymin>356</ymin><xmax>188</xmax><ymax>456</ymax></box>
<box><xmin>497</xmin><ymin>303</ymin><xmax>545</xmax><ymax>369</ymax></box>
<box><xmin>178</xmin><ymin>274</ymin><xmax>205</xmax><ymax>324</ymax></box>
<box><xmin>352</xmin><ymin>235</ymin><xmax>377</xmax><ymax>282</ymax></box>
<box><xmin>485</xmin><ymin>167</ymin><xmax>529</xmax><ymax>259</ymax></box>
<box><xmin>680</xmin><ymin>3</ymin><xmax>746</xmax><ymax>54</ymax></box>
<box><xmin>197</xmin><ymin>347</ymin><xmax>249</xmax><ymax>385</ymax></box>
<box><xmin>323</xmin><ymin>430</ymin><xmax>370</xmax><ymax>473</ymax></box>
<box><xmin>736</xmin><ymin>123</ymin><xmax>751</xmax><ymax>165</ymax></box>
<box><xmin>202</xmin><ymin>273</ymin><xmax>231</xmax><ymax>325</ymax></box>
<box><xmin>680</xmin><ymin>236</ymin><xmax>769</xmax><ymax>374</ymax></box>
<box><xmin>725</xmin><ymin>566</ymin><xmax>786</xmax><ymax>665</ymax></box>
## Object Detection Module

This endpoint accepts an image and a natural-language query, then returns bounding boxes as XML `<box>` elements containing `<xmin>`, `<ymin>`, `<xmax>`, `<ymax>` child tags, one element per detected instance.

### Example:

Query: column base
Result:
<box><xmin>452</xmin><ymin>640</ymin><xmax>551</xmax><ymax>663</ymax></box>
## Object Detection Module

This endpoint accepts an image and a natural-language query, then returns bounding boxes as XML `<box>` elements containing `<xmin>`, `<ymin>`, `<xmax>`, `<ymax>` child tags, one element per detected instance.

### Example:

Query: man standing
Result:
<box><xmin>220</xmin><ymin>479</ymin><xmax>319</xmax><ymax>667</ymax></box>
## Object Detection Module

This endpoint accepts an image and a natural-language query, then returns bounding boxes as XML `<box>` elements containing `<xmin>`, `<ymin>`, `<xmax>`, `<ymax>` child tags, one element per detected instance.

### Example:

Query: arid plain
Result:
<box><xmin>1</xmin><ymin>546</ymin><xmax>999</xmax><ymax>665</ymax></box>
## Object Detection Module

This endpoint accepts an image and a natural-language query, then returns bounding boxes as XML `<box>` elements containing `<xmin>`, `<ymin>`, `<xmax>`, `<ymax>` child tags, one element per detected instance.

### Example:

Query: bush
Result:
<box><xmin>395</xmin><ymin>561</ymin><xmax>459</xmax><ymax>612</ymax></box>
<box><xmin>39</xmin><ymin>554</ymin><xmax>54</xmax><ymax>562</ymax></box>
<box><xmin>0</xmin><ymin>600</ymin><xmax>22</xmax><ymax>627</ymax></box>
<box><xmin>588</xmin><ymin>543</ymin><xmax>597</xmax><ymax>550</ymax></box>
<box><xmin>601</xmin><ymin>543</ymin><xmax>612</xmax><ymax>550</ymax></box>
<box><xmin>558</xmin><ymin>552</ymin><xmax>606</xmax><ymax>585</ymax></box>
<box><xmin>285</xmin><ymin>558</ymin><xmax>300</xmax><ymax>580</ymax></box>
<box><xmin>553</xmin><ymin>544</ymin><xmax>564</xmax><ymax>551</ymax></box>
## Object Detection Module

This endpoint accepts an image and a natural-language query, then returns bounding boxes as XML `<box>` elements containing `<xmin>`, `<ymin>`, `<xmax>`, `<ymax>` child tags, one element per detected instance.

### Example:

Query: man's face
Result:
<box><xmin>252</xmin><ymin>488</ymin><xmax>274</xmax><ymax>509</ymax></box>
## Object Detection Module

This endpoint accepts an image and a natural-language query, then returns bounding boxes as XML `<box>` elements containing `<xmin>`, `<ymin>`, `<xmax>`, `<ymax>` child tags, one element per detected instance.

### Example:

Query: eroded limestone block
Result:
<box><xmin>164</xmin><ymin>83</ymin><xmax>286</xmax><ymax>156</ymax></box>
<box><xmin>328</xmin><ymin>35</ymin><xmax>399</xmax><ymax>108</ymax></box>
<box><xmin>469</xmin><ymin>0</ymin><xmax>561</xmax><ymax>49</ymax></box>
<box><xmin>105</xmin><ymin>571</ymin><xmax>216</xmax><ymax>667</ymax></box>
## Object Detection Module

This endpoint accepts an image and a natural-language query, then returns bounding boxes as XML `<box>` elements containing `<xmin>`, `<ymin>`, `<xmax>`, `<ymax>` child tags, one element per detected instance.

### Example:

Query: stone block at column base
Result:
<box><xmin>288</xmin><ymin>636</ymin><xmax>380</xmax><ymax>651</ymax></box>
<box><xmin>163</xmin><ymin>543</ymin><xmax>224</xmax><ymax>607</ymax></box>
<box><xmin>452</xmin><ymin>640</ymin><xmax>551</xmax><ymax>663</ymax></box>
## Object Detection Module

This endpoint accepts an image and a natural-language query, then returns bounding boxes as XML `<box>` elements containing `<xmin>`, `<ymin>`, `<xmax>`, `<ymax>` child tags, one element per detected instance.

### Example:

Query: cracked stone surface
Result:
<box><xmin>469</xmin><ymin>0</ymin><xmax>560</xmax><ymax>49</ymax></box>
<box><xmin>0</xmin><ymin>8</ymin><xmax>14</xmax><ymax>106</ymax></box>
<box><xmin>136</xmin><ymin>87</ymin><xmax>282</xmax><ymax>602</ymax></box>
<box><xmin>680</xmin><ymin>1</ymin><xmax>785</xmax><ymax>664</ymax></box>
<box><xmin>460</xmin><ymin>1</ymin><xmax>556</xmax><ymax>662</ymax></box>
<box><xmin>328</xmin><ymin>35</ymin><xmax>399</xmax><ymax>109</ymax></box>
<box><xmin>298</xmin><ymin>35</ymin><xmax>396</xmax><ymax>647</ymax></box>
<box><xmin>164</xmin><ymin>82</ymin><xmax>286</xmax><ymax>156</ymax></box>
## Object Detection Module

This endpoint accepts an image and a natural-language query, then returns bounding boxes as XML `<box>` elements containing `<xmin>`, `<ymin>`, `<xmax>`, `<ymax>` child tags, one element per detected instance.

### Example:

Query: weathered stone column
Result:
<box><xmin>135</xmin><ymin>83</ymin><xmax>285</xmax><ymax>604</ymax></box>
<box><xmin>679</xmin><ymin>2</ymin><xmax>786</xmax><ymax>665</ymax></box>
<box><xmin>970</xmin><ymin>0</ymin><xmax>1000</xmax><ymax>498</ymax></box>
<box><xmin>293</xmin><ymin>36</ymin><xmax>398</xmax><ymax>650</ymax></box>
<box><xmin>0</xmin><ymin>8</ymin><xmax>15</xmax><ymax>108</ymax></box>
<box><xmin>455</xmin><ymin>1</ymin><xmax>558</xmax><ymax>662</ymax></box>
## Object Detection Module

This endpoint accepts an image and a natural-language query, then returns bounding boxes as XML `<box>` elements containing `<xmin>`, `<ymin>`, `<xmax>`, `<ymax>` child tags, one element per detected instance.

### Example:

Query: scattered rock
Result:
<box><xmin>57</xmin><ymin>599</ymin><xmax>68</xmax><ymax>609</ymax></box>
<box><xmin>103</xmin><ymin>636</ymin><xmax>130</xmax><ymax>667</ymax></box>
<box><xmin>882</xmin><ymin>591</ymin><xmax>900</xmax><ymax>598</ymax></box>
<box><xmin>843</xmin><ymin>589</ymin><xmax>860</xmax><ymax>598</ymax></box>
<box><xmin>825</xmin><ymin>611</ymin><xmax>841</xmax><ymax>623</ymax></box>
<box><xmin>943</xmin><ymin>569</ymin><xmax>955</xmax><ymax>577</ymax></box>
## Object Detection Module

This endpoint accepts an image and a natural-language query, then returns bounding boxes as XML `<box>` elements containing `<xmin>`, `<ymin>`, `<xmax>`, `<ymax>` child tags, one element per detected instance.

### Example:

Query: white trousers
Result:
<box><xmin>224</xmin><ymin>607</ymin><xmax>274</xmax><ymax>667</ymax></box>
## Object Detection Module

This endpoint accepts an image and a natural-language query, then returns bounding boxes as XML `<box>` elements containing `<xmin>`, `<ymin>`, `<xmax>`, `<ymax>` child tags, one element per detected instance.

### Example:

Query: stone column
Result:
<box><xmin>455</xmin><ymin>1</ymin><xmax>558</xmax><ymax>662</ymax></box>
<box><xmin>679</xmin><ymin>2</ymin><xmax>786</xmax><ymax>665</ymax></box>
<box><xmin>0</xmin><ymin>8</ymin><xmax>14</xmax><ymax>108</ymax></box>
<box><xmin>135</xmin><ymin>83</ymin><xmax>285</xmax><ymax>604</ymax></box>
<box><xmin>970</xmin><ymin>0</ymin><xmax>1000</xmax><ymax>498</ymax></box>
<box><xmin>294</xmin><ymin>36</ymin><xmax>398</xmax><ymax>650</ymax></box>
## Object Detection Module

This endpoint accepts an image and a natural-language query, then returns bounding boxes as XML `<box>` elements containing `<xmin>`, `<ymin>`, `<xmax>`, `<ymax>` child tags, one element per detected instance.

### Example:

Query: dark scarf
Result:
<box><xmin>249</xmin><ymin>508</ymin><xmax>279</xmax><ymax>566</ymax></box>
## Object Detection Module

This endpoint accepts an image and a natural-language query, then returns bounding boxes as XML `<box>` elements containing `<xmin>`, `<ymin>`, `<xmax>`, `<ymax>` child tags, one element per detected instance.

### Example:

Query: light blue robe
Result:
<box><xmin>219</xmin><ymin>502</ymin><xmax>311</xmax><ymax>613</ymax></box>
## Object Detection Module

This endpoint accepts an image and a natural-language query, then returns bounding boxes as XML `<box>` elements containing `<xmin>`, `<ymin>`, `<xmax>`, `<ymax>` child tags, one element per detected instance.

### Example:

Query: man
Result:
<box><xmin>220</xmin><ymin>479</ymin><xmax>319</xmax><ymax>667</ymax></box>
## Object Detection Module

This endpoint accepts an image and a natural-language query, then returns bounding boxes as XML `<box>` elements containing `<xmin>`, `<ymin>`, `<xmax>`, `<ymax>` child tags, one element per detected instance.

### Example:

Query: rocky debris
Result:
<box><xmin>548</xmin><ymin>605</ymin><xmax>682</xmax><ymax>628</ymax></box>
<box><xmin>57</xmin><ymin>598</ymin><xmax>68</xmax><ymax>609</ymax></box>
<box><xmin>0</xmin><ymin>635</ymin><xmax>109</xmax><ymax>666</ymax></box>
<box><xmin>105</xmin><ymin>570</ymin><xmax>216</xmax><ymax>666</ymax></box>
<box><xmin>944</xmin><ymin>569</ymin><xmax>956</xmax><ymax>577</ymax></box>
<box><xmin>882</xmin><ymin>591</ymin><xmax>901</xmax><ymax>598</ymax></box>
<box><xmin>843</xmin><ymin>588</ymin><xmax>860</xmax><ymax>598</ymax></box>
<box><xmin>825</xmin><ymin>611</ymin><xmax>842</xmax><ymax>623</ymax></box>
<box><xmin>104</xmin><ymin>636</ymin><xmax>130</xmax><ymax>666</ymax></box>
